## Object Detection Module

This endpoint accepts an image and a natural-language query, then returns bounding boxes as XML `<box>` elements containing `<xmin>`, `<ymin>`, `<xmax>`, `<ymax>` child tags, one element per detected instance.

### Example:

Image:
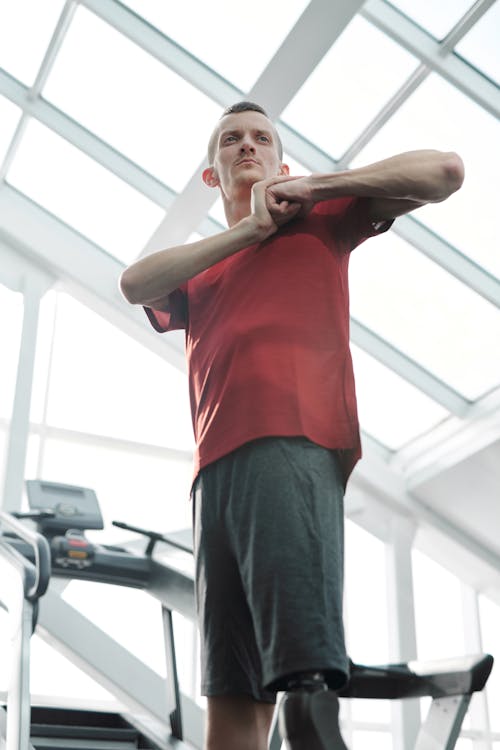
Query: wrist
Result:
<box><xmin>238</xmin><ymin>214</ymin><xmax>275</xmax><ymax>243</ymax></box>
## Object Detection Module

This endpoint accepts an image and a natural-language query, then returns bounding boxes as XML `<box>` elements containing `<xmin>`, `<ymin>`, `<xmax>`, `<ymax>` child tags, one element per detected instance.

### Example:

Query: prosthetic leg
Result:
<box><xmin>278</xmin><ymin>673</ymin><xmax>349</xmax><ymax>750</ymax></box>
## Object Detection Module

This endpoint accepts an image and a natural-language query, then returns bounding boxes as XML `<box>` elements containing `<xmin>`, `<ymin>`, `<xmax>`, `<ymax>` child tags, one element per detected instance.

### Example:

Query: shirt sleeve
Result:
<box><xmin>316</xmin><ymin>196</ymin><xmax>393</xmax><ymax>252</ymax></box>
<box><xmin>143</xmin><ymin>285</ymin><xmax>188</xmax><ymax>333</ymax></box>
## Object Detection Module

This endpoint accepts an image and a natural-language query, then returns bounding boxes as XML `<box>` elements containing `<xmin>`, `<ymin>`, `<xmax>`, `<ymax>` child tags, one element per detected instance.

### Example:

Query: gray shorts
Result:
<box><xmin>191</xmin><ymin>436</ymin><xmax>349</xmax><ymax>703</ymax></box>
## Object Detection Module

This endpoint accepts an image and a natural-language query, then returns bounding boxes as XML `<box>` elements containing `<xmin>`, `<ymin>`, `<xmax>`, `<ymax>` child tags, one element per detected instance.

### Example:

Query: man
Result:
<box><xmin>120</xmin><ymin>102</ymin><xmax>463</xmax><ymax>750</ymax></box>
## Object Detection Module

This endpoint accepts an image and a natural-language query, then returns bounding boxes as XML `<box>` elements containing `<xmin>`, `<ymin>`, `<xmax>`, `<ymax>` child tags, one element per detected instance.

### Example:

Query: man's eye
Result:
<box><xmin>224</xmin><ymin>136</ymin><xmax>237</xmax><ymax>143</ymax></box>
<box><xmin>258</xmin><ymin>135</ymin><xmax>270</xmax><ymax>142</ymax></box>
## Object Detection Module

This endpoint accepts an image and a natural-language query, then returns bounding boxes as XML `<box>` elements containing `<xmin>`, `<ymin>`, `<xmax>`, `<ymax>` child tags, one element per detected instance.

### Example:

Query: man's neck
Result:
<box><xmin>223</xmin><ymin>192</ymin><xmax>252</xmax><ymax>228</ymax></box>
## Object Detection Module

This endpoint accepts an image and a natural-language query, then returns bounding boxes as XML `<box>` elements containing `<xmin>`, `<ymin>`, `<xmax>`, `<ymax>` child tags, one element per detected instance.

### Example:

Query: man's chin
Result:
<box><xmin>235</xmin><ymin>172</ymin><xmax>263</xmax><ymax>187</ymax></box>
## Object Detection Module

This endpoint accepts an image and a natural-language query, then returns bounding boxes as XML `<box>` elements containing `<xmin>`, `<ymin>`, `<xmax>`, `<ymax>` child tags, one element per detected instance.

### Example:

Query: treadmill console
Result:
<box><xmin>25</xmin><ymin>480</ymin><xmax>104</xmax><ymax>535</ymax></box>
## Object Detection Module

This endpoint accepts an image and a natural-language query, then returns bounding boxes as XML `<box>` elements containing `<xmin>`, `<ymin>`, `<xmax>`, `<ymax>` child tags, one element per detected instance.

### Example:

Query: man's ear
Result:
<box><xmin>203</xmin><ymin>167</ymin><xmax>219</xmax><ymax>187</ymax></box>
<box><xmin>279</xmin><ymin>163</ymin><xmax>290</xmax><ymax>176</ymax></box>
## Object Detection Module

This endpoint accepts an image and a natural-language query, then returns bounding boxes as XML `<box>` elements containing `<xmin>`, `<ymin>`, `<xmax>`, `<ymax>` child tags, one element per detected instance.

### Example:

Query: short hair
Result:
<box><xmin>207</xmin><ymin>101</ymin><xmax>284</xmax><ymax>164</ymax></box>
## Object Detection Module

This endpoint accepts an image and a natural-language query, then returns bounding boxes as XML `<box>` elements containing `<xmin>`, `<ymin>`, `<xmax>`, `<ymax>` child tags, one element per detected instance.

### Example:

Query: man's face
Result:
<box><xmin>206</xmin><ymin>111</ymin><xmax>286</xmax><ymax>197</ymax></box>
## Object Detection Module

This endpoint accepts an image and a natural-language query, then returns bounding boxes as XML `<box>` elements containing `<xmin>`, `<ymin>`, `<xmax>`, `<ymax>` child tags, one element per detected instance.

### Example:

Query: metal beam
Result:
<box><xmin>0</xmin><ymin>69</ymin><xmax>176</xmax><ymax>210</ymax></box>
<box><xmin>337</xmin><ymin>64</ymin><xmax>429</xmax><ymax>169</ymax></box>
<box><xmin>36</xmin><ymin>584</ymin><xmax>203</xmax><ymax>748</ymax></box>
<box><xmin>0</xmin><ymin>1</ymin><xmax>77</xmax><ymax>182</ymax></box>
<box><xmin>393</xmin><ymin>385</ymin><xmax>500</xmax><ymax>489</ymax></box>
<box><xmin>0</xmin><ymin>186</ymin><xmax>186</xmax><ymax>369</ymax></box>
<box><xmin>248</xmin><ymin>0</ymin><xmax>366</xmax><ymax>116</ymax></box>
<box><xmin>337</xmin><ymin>1</ymin><xmax>499</xmax><ymax>166</ymax></box>
<box><xmin>37</xmin><ymin>585</ymin><xmax>172</xmax><ymax>721</ymax></box>
<box><xmin>386</xmin><ymin>518</ymin><xmax>420</xmax><ymax>750</ymax></box>
<box><xmin>136</xmin><ymin>0</ymin><xmax>363</xmax><ymax>253</ymax></box>
<box><xmin>351</xmin><ymin>442</ymin><xmax>500</xmax><ymax>588</ymax></box>
<box><xmin>351</xmin><ymin>318</ymin><xmax>469</xmax><ymax>416</ymax></box>
<box><xmin>361</xmin><ymin>0</ymin><xmax>500</xmax><ymax>120</ymax></box>
<box><xmin>27</xmin><ymin>420</ymin><xmax>192</xmax><ymax>463</ymax></box>
<box><xmin>1</xmin><ymin>270</ymin><xmax>53</xmax><ymax>513</ymax></box>
<box><xmin>81</xmin><ymin>0</ymin><xmax>241</xmax><ymax>107</ymax></box>
<box><xmin>392</xmin><ymin>216</ymin><xmax>500</xmax><ymax>309</ymax></box>
<box><xmin>440</xmin><ymin>0</ymin><xmax>497</xmax><ymax>52</ymax></box>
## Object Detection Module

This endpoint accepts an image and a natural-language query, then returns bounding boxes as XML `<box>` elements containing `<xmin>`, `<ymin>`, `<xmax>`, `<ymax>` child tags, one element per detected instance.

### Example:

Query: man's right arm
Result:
<box><xmin>120</xmin><ymin>220</ymin><xmax>259</xmax><ymax>309</ymax></box>
<box><xmin>119</xmin><ymin>178</ymin><xmax>301</xmax><ymax>308</ymax></box>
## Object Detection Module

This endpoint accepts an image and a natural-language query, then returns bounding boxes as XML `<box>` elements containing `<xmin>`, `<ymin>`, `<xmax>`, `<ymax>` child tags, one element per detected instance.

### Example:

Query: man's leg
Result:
<box><xmin>205</xmin><ymin>694</ymin><xmax>275</xmax><ymax>750</ymax></box>
<box><xmin>228</xmin><ymin>438</ymin><xmax>350</xmax><ymax>748</ymax></box>
<box><xmin>192</xmin><ymin>463</ymin><xmax>277</xmax><ymax>749</ymax></box>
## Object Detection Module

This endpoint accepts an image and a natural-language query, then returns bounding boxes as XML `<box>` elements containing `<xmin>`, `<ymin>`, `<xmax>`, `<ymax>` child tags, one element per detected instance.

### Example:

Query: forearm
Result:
<box><xmin>309</xmin><ymin>150</ymin><xmax>464</xmax><ymax>204</ymax></box>
<box><xmin>120</xmin><ymin>217</ymin><xmax>262</xmax><ymax>306</ymax></box>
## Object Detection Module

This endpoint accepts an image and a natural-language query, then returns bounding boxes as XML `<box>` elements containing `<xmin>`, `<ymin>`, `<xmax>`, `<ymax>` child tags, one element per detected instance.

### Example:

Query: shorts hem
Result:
<box><xmin>264</xmin><ymin>660</ymin><xmax>350</xmax><ymax>693</ymax></box>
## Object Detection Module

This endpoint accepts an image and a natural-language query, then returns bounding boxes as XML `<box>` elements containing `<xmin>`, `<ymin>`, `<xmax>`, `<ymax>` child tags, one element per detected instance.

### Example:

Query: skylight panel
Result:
<box><xmin>0</xmin><ymin>0</ymin><xmax>66</xmax><ymax>85</ymax></box>
<box><xmin>42</xmin><ymin>293</ymin><xmax>194</xmax><ymax>451</ymax></box>
<box><xmin>350</xmin><ymin>232</ymin><xmax>500</xmax><ymax>400</ymax></box>
<box><xmin>413</xmin><ymin>550</ymin><xmax>466</xmax><ymax>659</ymax></box>
<box><xmin>283</xmin><ymin>152</ymin><xmax>311</xmax><ymax>178</ymax></box>
<box><xmin>478</xmin><ymin>595</ymin><xmax>500</xmax><ymax>733</ymax></box>
<box><xmin>351</xmin><ymin>345</ymin><xmax>448</xmax><ymax>450</ymax></box>
<box><xmin>281</xmin><ymin>15</ymin><xmax>417</xmax><ymax>160</ymax></box>
<box><xmin>42</xmin><ymin>5</ymin><xmax>222</xmax><ymax>194</ymax></box>
<box><xmin>386</xmin><ymin>0</ymin><xmax>475</xmax><ymax>39</ymax></box>
<box><xmin>351</xmin><ymin>73</ymin><xmax>500</xmax><ymax>279</ymax></box>
<box><xmin>7</xmin><ymin>119</ymin><xmax>165</xmax><ymax>263</ymax></box>
<box><xmin>455</xmin><ymin>2</ymin><xmax>500</xmax><ymax>85</ymax></box>
<box><xmin>209</xmin><ymin>197</ymin><xmax>227</xmax><ymax>228</ymax></box>
<box><xmin>0</xmin><ymin>284</ymin><xmax>23</xmax><ymax>421</ymax></box>
<box><xmin>0</xmin><ymin>96</ymin><xmax>21</xmax><ymax>163</ymax></box>
<box><xmin>120</xmin><ymin>0</ymin><xmax>309</xmax><ymax>92</ymax></box>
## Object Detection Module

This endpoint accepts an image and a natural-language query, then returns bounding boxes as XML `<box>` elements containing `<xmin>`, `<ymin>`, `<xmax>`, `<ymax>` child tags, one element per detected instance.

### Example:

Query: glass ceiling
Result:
<box><xmin>0</xmin><ymin>0</ymin><xmax>498</xmax><ymax>456</ymax></box>
<box><xmin>0</xmin><ymin>95</ymin><xmax>21</xmax><ymax>162</ymax></box>
<box><xmin>455</xmin><ymin>3</ymin><xmax>499</xmax><ymax>86</ymax></box>
<box><xmin>8</xmin><ymin>118</ymin><xmax>165</xmax><ymax>263</ymax></box>
<box><xmin>43</xmin><ymin>5</ymin><xmax>223</xmax><ymax>194</ymax></box>
<box><xmin>387</xmin><ymin>0</ymin><xmax>475</xmax><ymax>39</ymax></box>
<box><xmin>351</xmin><ymin>73</ymin><xmax>500</xmax><ymax>279</ymax></box>
<box><xmin>0</xmin><ymin>0</ymin><xmax>66</xmax><ymax>86</ymax></box>
<box><xmin>281</xmin><ymin>14</ymin><xmax>418</xmax><ymax>159</ymax></box>
<box><xmin>120</xmin><ymin>0</ymin><xmax>310</xmax><ymax>93</ymax></box>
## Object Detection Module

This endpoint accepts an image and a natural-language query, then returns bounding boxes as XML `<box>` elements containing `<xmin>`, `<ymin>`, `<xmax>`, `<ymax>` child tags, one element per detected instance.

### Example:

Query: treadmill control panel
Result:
<box><xmin>25</xmin><ymin>480</ymin><xmax>104</xmax><ymax>535</ymax></box>
<box><xmin>51</xmin><ymin>530</ymin><xmax>95</xmax><ymax>569</ymax></box>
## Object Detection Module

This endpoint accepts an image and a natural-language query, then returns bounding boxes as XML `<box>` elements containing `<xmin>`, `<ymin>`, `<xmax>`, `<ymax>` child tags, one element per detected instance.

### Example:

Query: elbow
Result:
<box><xmin>441</xmin><ymin>151</ymin><xmax>464</xmax><ymax>198</ymax></box>
<box><xmin>119</xmin><ymin>268</ymin><xmax>140</xmax><ymax>305</ymax></box>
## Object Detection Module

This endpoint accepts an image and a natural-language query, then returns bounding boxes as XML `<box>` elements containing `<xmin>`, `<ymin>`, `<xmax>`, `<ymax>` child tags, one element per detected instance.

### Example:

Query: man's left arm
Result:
<box><xmin>266</xmin><ymin>150</ymin><xmax>464</xmax><ymax>223</ymax></box>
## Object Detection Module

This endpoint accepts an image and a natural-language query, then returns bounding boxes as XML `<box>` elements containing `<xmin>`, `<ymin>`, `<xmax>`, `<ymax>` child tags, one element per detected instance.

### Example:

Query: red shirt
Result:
<box><xmin>145</xmin><ymin>197</ymin><xmax>389</xmax><ymax>486</ymax></box>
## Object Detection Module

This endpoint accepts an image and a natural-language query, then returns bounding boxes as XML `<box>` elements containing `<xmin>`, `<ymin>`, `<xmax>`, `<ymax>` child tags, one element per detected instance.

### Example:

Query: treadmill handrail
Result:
<box><xmin>0</xmin><ymin>511</ymin><xmax>51</xmax><ymax>601</ymax></box>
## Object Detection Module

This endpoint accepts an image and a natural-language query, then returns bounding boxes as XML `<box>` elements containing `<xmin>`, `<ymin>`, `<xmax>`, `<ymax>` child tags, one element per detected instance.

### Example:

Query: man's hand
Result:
<box><xmin>246</xmin><ymin>176</ymin><xmax>302</xmax><ymax>241</ymax></box>
<box><xmin>266</xmin><ymin>176</ymin><xmax>315</xmax><ymax>220</ymax></box>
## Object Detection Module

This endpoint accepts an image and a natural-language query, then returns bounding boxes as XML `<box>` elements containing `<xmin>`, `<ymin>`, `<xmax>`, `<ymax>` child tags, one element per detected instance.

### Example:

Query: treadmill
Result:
<box><xmin>0</xmin><ymin>479</ymin><xmax>494</xmax><ymax>749</ymax></box>
<box><xmin>0</xmin><ymin>479</ymin><xmax>195</xmax><ymax>749</ymax></box>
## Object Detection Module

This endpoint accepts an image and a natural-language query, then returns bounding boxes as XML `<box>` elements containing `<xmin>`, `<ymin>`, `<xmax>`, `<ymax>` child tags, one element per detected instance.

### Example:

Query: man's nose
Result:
<box><xmin>240</xmin><ymin>139</ymin><xmax>256</xmax><ymax>153</ymax></box>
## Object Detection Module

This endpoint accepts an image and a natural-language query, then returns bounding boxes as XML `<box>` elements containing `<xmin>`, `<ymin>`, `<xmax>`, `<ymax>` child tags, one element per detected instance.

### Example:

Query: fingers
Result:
<box><xmin>268</xmin><ymin>200</ymin><xmax>302</xmax><ymax>227</ymax></box>
<box><xmin>266</xmin><ymin>175</ymin><xmax>313</xmax><ymax>206</ymax></box>
<box><xmin>265</xmin><ymin>177</ymin><xmax>312</xmax><ymax>222</ymax></box>
<box><xmin>250</xmin><ymin>177</ymin><xmax>308</xmax><ymax>233</ymax></box>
